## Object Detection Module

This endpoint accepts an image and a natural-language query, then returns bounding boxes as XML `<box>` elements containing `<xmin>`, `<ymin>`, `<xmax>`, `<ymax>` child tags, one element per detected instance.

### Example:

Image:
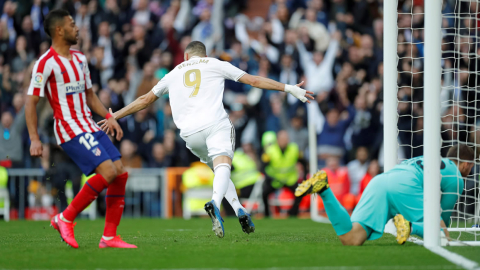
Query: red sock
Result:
<box><xmin>63</xmin><ymin>174</ymin><xmax>109</xmax><ymax>221</ymax></box>
<box><xmin>103</xmin><ymin>172</ymin><xmax>128</xmax><ymax>237</ymax></box>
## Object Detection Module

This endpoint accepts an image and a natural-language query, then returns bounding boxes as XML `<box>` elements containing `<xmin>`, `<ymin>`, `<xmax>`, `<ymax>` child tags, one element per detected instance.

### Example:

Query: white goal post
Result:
<box><xmin>423</xmin><ymin>0</ymin><xmax>443</xmax><ymax>247</ymax></box>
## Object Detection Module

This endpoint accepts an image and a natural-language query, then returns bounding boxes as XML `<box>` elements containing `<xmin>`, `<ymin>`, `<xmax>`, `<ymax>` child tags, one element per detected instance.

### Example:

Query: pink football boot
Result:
<box><xmin>50</xmin><ymin>214</ymin><xmax>79</xmax><ymax>248</ymax></box>
<box><xmin>99</xmin><ymin>235</ymin><xmax>137</xmax><ymax>248</ymax></box>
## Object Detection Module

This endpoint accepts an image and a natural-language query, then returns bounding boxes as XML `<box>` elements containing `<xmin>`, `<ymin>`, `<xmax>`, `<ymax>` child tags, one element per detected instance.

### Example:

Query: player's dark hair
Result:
<box><xmin>185</xmin><ymin>41</ymin><xmax>207</xmax><ymax>57</ymax></box>
<box><xmin>44</xmin><ymin>9</ymin><xmax>71</xmax><ymax>38</ymax></box>
<box><xmin>446</xmin><ymin>144</ymin><xmax>475</xmax><ymax>163</ymax></box>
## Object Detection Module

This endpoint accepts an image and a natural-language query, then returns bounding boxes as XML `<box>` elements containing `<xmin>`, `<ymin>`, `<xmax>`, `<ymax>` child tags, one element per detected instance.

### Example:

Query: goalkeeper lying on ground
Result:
<box><xmin>295</xmin><ymin>144</ymin><xmax>474</xmax><ymax>245</ymax></box>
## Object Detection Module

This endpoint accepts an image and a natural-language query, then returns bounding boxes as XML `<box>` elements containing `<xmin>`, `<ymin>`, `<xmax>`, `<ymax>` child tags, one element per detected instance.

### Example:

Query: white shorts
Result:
<box><xmin>180</xmin><ymin>118</ymin><xmax>235</xmax><ymax>169</ymax></box>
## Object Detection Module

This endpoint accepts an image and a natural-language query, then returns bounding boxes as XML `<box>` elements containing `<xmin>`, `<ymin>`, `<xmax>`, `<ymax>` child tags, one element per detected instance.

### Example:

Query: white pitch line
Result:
<box><xmin>0</xmin><ymin>267</ymin><xmax>462</xmax><ymax>270</ymax></box>
<box><xmin>384</xmin><ymin>219</ymin><xmax>480</xmax><ymax>270</ymax></box>
<box><xmin>95</xmin><ymin>267</ymin><xmax>459</xmax><ymax>270</ymax></box>
<box><xmin>425</xmin><ymin>246</ymin><xmax>480</xmax><ymax>270</ymax></box>
<box><xmin>385</xmin><ymin>220</ymin><xmax>480</xmax><ymax>270</ymax></box>
<box><xmin>404</xmin><ymin>232</ymin><xmax>480</xmax><ymax>270</ymax></box>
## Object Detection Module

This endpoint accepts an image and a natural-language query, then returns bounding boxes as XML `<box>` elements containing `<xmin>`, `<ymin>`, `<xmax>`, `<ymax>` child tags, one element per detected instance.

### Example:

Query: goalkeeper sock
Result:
<box><xmin>63</xmin><ymin>174</ymin><xmax>109</xmax><ymax>221</ymax></box>
<box><xmin>212</xmin><ymin>164</ymin><xmax>231</xmax><ymax>209</ymax></box>
<box><xmin>104</xmin><ymin>172</ymin><xmax>128</xmax><ymax>237</ymax></box>
<box><xmin>411</xmin><ymin>222</ymin><xmax>423</xmax><ymax>238</ymax></box>
<box><xmin>320</xmin><ymin>189</ymin><xmax>353</xmax><ymax>236</ymax></box>
<box><xmin>224</xmin><ymin>179</ymin><xmax>246</xmax><ymax>216</ymax></box>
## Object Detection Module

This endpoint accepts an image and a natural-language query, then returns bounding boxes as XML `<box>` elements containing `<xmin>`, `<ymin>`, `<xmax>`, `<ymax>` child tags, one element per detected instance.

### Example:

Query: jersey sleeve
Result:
<box><xmin>27</xmin><ymin>59</ymin><xmax>51</xmax><ymax>97</ymax></box>
<box><xmin>152</xmin><ymin>72</ymin><xmax>170</xmax><ymax>97</ymax></box>
<box><xmin>219</xmin><ymin>61</ymin><xmax>246</xmax><ymax>82</ymax></box>
<box><xmin>440</xmin><ymin>159</ymin><xmax>464</xmax><ymax>226</ymax></box>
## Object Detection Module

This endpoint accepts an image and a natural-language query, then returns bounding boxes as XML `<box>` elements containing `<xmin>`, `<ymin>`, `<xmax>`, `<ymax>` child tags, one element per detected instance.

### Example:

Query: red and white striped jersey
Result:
<box><xmin>27</xmin><ymin>47</ymin><xmax>101</xmax><ymax>144</ymax></box>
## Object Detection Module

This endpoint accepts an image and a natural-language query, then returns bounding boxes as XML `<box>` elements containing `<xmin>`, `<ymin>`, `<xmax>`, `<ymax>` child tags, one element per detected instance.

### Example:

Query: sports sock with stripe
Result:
<box><xmin>63</xmin><ymin>174</ymin><xmax>109</xmax><ymax>221</ymax></box>
<box><xmin>224</xmin><ymin>179</ymin><xmax>246</xmax><ymax>216</ymax></box>
<box><xmin>320</xmin><ymin>189</ymin><xmax>353</xmax><ymax>236</ymax></box>
<box><xmin>104</xmin><ymin>172</ymin><xmax>128</xmax><ymax>237</ymax></box>
<box><xmin>212</xmin><ymin>163</ymin><xmax>231</xmax><ymax>209</ymax></box>
<box><xmin>411</xmin><ymin>222</ymin><xmax>423</xmax><ymax>238</ymax></box>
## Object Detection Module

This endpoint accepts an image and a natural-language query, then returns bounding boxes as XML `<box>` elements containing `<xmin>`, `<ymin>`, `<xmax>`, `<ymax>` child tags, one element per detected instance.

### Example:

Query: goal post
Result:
<box><xmin>424</xmin><ymin>0</ymin><xmax>443</xmax><ymax>247</ymax></box>
<box><xmin>308</xmin><ymin>117</ymin><xmax>330</xmax><ymax>223</ymax></box>
<box><xmin>383</xmin><ymin>0</ymin><xmax>399</xmax><ymax>173</ymax></box>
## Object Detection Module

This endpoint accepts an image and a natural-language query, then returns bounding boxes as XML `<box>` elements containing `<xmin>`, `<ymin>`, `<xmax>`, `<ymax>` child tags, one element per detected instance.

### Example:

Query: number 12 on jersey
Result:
<box><xmin>184</xmin><ymin>69</ymin><xmax>201</xmax><ymax>98</ymax></box>
<box><xmin>79</xmin><ymin>133</ymin><xmax>99</xmax><ymax>150</ymax></box>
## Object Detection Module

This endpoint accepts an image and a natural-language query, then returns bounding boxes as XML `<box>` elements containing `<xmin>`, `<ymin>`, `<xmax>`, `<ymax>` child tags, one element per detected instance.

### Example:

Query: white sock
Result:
<box><xmin>60</xmin><ymin>213</ymin><xmax>72</xmax><ymax>223</ymax></box>
<box><xmin>224</xmin><ymin>179</ymin><xmax>246</xmax><ymax>217</ymax></box>
<box><xmin>212</xmin><ymin>163</ymin><xmax>231</xmax><ymax>209</ymax></box>
<box><xmin>102</xmin><ymin>236</ymin><xmax>114</xmax><ymax>241</ymax></box>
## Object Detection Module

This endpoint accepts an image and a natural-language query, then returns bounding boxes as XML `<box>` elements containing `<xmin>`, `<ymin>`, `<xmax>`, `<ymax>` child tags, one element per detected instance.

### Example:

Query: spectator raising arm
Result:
<box><xmin>297</xmin><ymin>32</ymin><xmax>341</xmax><ymax>93</ymax></box>
<box><xmin>321</xmin><ymin>34</ymin><xmax>341</xmax><ymax>71</ymax></box>
<box><xmin>270</xmin><ymin>18</ymin><xmax>284</xmax><ymax>45</ymax></box>
<box><xmin>173</xmin><ymin>0</ymin><xmax>192</xmax><ymax>34</ymax></box>
<box><xmin>234</xmin><ymin>15</ymin><xmax>250</xmax><ymax>51</ymax></box>
<box><xmin>250</xmin><ymin>39</ymin><xmax>279</xmax><ymax>64</ymax></box>
<box><xmin>296</xmin><ymin>39</ymin><xmax>314</xmax><ymax>72</ymax></box>
<box><xmin>340</xmin><ymin>104</ymin><xmax>357</xmax><ymax>127</ymax></box>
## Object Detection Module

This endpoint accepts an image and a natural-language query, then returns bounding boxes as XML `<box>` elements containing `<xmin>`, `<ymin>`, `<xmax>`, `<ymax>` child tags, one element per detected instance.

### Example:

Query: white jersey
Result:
<box><xmin>152</xmin><ymin>57</ymin><xmax>245</xmax><ymax>136</ymax></box>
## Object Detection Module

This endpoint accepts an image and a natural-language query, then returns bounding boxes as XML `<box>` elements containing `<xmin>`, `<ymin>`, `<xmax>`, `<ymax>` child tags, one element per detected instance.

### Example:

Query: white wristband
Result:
<box><xmin>284</xmin><ymin>84</ymin><xmax>308</xmax><ymax>103</ymax></box>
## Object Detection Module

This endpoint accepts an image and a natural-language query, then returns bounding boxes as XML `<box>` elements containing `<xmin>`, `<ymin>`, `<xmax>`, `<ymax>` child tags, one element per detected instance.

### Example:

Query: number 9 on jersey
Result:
<box><xmin>184</xmin><ymin>69</ymin><xmax>201</xmax><ymax>98</ymax></box>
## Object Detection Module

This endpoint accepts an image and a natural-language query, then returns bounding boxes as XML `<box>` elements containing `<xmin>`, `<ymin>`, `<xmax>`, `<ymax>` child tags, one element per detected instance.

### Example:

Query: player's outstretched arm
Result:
<box><xmin>26</xmin><ymin>95</ymin><xmax>42</xmax><ymax>157</ymax></box>
<box><xmin>440</xmin><ymin>220</ymin><xmax>450</xmax><ymax>240</ymax></box>
<box><xmin>238</xmin><ymin>74</ymin><xmax>314</xmax><ymax>103</ymax></box>
<box><xmin>98</xmin><ymin>91</ymin><xmax>159</xmax><ymax>131</ymax></box>
<box><xmin>86</xmin><ymin>88</ymin><xmax>124</xmax><ymax>141</ymax></box>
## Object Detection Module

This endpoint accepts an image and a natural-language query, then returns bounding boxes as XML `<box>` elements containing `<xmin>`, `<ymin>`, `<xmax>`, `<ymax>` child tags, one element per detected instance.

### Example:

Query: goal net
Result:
<box><xmin>393</xmin><ymin>0</ymin><xmax>480</xmax><ymax>245</ymax></box>
<box><xmin>439</xmin><ymin>0</ymin><xmax>480</xmax><ymax>245</ymax></box>
<box><xmin>309</xmin><ymin>0</ymin><xmax>480</xmax><ymax>245</ymax></box>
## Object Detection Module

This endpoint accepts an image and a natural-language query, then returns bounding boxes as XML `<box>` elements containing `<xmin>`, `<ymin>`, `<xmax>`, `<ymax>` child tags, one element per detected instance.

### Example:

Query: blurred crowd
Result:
<box><xmin>1</xmin><ymin>0</ymin><xmax>480</xmax><ymax>215</ymax></box>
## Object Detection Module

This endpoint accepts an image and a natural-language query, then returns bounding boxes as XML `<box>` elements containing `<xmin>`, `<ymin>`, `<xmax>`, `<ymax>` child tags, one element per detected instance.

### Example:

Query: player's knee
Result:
<box><xmin>115</xmin><ymin>163</ymin><xmax>126</xmax><ymax>175</ymax></box>
<box><xmin>101</xmin><ymin>164</ymin><xmax>118</xmax><ymax>183</ymax></box>
<box><xmin>340</xmin><ymin>234</ymin><xmax>365</xmax><ymax>246</ymax></box>
<box><xmin>340</xmin><ymin>238</ymin><xmax>364</xmax><ymax>246</ymax></box>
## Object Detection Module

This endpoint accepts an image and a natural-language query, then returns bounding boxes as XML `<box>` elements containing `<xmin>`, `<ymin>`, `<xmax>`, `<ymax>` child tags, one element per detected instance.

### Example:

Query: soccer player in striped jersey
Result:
<box><xmin>25</xmin><ymin>10</ymin><xmax>136</xmax><ymax>249</ymax></box>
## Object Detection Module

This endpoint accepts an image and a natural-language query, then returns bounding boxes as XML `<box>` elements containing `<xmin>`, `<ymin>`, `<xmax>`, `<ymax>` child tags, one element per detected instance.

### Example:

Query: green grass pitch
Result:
<box><xmin>0</xmin><ymin>218</ymin><xmax>479</xmax><ymax>269</ymax></box>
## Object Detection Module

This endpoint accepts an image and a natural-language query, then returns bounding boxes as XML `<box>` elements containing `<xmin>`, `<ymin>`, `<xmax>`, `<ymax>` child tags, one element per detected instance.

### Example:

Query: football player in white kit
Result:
<box><xmin>99</xmin><ymin>41</ymin><xmax>313</xmax><ymax>238</ymax></box>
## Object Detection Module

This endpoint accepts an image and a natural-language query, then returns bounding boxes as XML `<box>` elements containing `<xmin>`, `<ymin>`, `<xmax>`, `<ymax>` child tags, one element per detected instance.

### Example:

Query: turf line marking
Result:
<box><xmin>398</xmin><ymin>229</ymin><xmax>478</xmax><ymax>270</ymax></box>
<box><xmin>0</xmin><ymin>266</ymin><xmax>462</xmax><ymax>270</ymax></box>
<box><xmin>425</xmin><ymin>246</ymin><xmax>479</xmax><ymax>270</ymax></box>
<box><xmin>386</xmin><ymin>220</ymin><xmax>478</xmax><ymax>270</ymax></box>
<box><xmin>405</xmin><ymin>230</ymin><xmax>479</xmax><ymax>269</ymax></box>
